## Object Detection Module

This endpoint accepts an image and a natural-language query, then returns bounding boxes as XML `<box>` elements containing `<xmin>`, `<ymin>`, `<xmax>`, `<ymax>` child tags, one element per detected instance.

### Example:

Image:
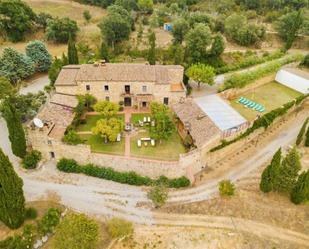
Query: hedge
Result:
<box><xmin>210</xmin><ymin>94</ymin><xmax>309</xmax><ymax>152</ymax></box>
<box><xmin>221</xmin><ymin>54</ymin><xmax>303</xmax><ymax>90</ymax></box>
<box><xmin>57</xmin><ymin>158</ymin><xmax>190</xmax><ymax>188</ymax></box>
<box><xmin>216</xmin><ymin>50</ymin><xmax>284</xmax><ymax>75</ymax></box>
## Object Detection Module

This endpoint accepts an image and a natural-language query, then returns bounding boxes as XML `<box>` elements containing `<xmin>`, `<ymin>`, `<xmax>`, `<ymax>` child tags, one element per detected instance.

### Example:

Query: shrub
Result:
<box><xmin>296</xmin><ymin>118</ymin><xmax>309</xmax><ymax>145</ymax></box>
<box><xmin>107</xmin><ymin>218</ymin><xmax>133</xmax><ymax>239</ymax></box>
<box><xmin>22</xmin><ymin>150</ymin><xmax>42</xmax><ymax>169</ymax></box>
<box><xmin>56</xmin><ymin>158</ymin><xmax>190</xmax><ymax>188</ymax></box>
<box><xmin>147</xmin><ymin>184</ymin><xmax>168</xmax><ymax>208</ymax></box>
<box><xmin>37</xmin><ymin>208</ymin><xmax>61</xmax><ymax>235</ymax></box>
<box><xmin>53</xmin><ymin>213</ymin><xmax>99</xmax><ymax>249</ymax></box>
<box><xmin>62</xmin><ymin>130</ymin><xmax>82</xmax><ymax>145</ymax></box>
<box><xmin>222</xmin><ymin>54</ymin><xmax>303</xmax><ymax>90</ymax></box>
<box><xmin>219</xmin><ymin>180</ymin><xmax>235</xmax><ymax>196</ymax></box>
<box><xmin>301</xmin><ymin>54</ymin><xmax>309</xmax><ymax>68</ymax></box>
<box><xmin>305</xmin><ymin>126</ymin><xmax>309</xmax><ymax>147</ymax></box>
<box><xmin>25</xmin><ymin>207</ymin><xmax>38</xmax><ymax>220</ymax></box>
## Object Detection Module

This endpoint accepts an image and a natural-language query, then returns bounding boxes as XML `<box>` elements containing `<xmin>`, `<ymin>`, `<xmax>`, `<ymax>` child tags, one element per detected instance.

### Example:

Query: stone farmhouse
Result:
<box><xmin>54</xmin><ymin>62</ymin><xmax>186</xmax><ymax>109</ymax></box>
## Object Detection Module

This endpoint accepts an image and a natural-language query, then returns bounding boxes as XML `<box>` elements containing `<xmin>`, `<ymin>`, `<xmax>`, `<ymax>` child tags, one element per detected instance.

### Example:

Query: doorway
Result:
<box><xmin>124</xmin><ymin>97</ymin><xmax>132</xmax><ymax>106</ymax></box>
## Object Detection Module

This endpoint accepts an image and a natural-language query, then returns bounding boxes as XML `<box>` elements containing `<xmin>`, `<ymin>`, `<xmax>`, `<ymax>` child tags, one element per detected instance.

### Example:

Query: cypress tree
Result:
<box><xmin>305</xmin><ymin>126</ymin><xmax>309</xmax><ymax>147</ymax></box>
<box><xmin>276</xmin><ymin>147</ymin><xmax>301</xmax><ymax>193</ymax></box>
<box><xmin>0</xmin><ymin>148</ymin><xmax>25</xmax><ymax>228</ymax></box>
<box><xmin>296</xmin><ymin>117</ymin><xmax>309</xmax><ymax>146</ymax></box>
<box><xmin>68</xmin><ymin>34</ymin><xmax>79</xmax><ymax>65</ymax></box>
<box><xmin>260</xmin><ymin>148</ymin><xmax>282</xmax><ymax>193</ymax></box>
<box><xmin>147</xmin><ymin>31</ymin><xmax>156</xmax><ymax>65</ymax></box>
<box><xmin>1</xmin><ymin>99</ymin><xmax>27</xmax><ymax>158</ymax></box>
<box><xmin>290</xmin><ymin>170</ymin><xmax>309</xmax><ymax>204</ymax></box>
<box><xmin>100</xmin><ymin>41</ymin><xmax>109</xmax><ymax>62</ymax></box>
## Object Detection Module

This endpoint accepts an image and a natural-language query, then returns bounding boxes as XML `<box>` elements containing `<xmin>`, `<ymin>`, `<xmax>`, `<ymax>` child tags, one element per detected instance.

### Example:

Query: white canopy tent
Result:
<box><xmin>194</xmin><ymin>94</ymin><xmax>247</xmax><ymax>131</ymax></box>
<box><xmin>275</xmin><ymin>68</ymin><xmax>309</xmax><ymax>94</ymax></box>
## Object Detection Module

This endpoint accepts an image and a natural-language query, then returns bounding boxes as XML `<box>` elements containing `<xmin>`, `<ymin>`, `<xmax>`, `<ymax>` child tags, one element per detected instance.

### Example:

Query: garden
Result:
<box><xmin>230</xmin><ymin>82</ymin><xmax>302</xmax><ymax>120</ymax></box>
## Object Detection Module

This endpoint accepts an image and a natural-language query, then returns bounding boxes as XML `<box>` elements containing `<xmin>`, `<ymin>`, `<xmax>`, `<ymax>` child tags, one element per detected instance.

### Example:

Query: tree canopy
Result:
<box><xmin>25</xmin><ymin>40</ymin><xmax>52</xmax><ymax>72</ymax></box>
<box><xmin>93</xmin><ymin>100</ymin><xmax>119</xmax><ymax>117</ymax></box>
<box><xmin>171</xmin><ymin>18</ymin><xmax>190</xmax><ymax>44</ymax></box>
<box><xmin>92</xmin><ymin>118</ymin><xmax>123</xmax><ymax>142</ymax></box>
<box><xmin>186</xmin><ymin>63</ymin><xmax>215</xmax><ymax>88</ymax></box>
<box><xmin>46</xmin><ymin>17</ymin><xmax>79</xmax><ymax>43</ymax></box>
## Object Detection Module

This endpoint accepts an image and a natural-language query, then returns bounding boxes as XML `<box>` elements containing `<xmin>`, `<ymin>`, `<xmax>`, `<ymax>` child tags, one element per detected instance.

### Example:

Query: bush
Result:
<box><xmin>219</xmin><ymin>180</ymin><xmax>235</xmax><ymax>196</ymax></box>
<box><xmin>37</xmin><ymin>208</ymin><xmax>61</xmax><ymax>235</ymax></box>
<box><xmin>107</xmin><ymin>218</ymin><xmax>133</xmax><ymax>239</ymax></box>
<box><xmin>53</xmin><ymin>213</ymin><xmax>99</xmax><ymax>249</ymax></box>
<box><xmin>22</xmin><ymin>150</ymin><xmax>42</xmax><ymax>169</ymax></box>
<box><xmin>222</xmin><ymin>54</ymin><xmax>303</xmax><ymax>90</ymax></box>
<box><xmin>301</xmin><ymin>54</ymin><xmax>309</xmax><ymax>68</ymax></box>
<box><xmin>62</xmin><ymin>130</ymin><xmax>82</xmax><ymax>145</ymax></box>
<box><xmin>25</xmin><ymin>207</ymin><xmax>38</xmax><ymax>220</ymax></box>
<box><xmin>305</xmin><ymin>126</ymin><xmax>309</xmax><ymax>147</ymax></box>
<box><xmin>147</xmin><ymin>184</ymin><xmax>168</xmax><ymax>208</ymax></box>
<box><xmin>57</xmin><ymin>158</ymin><xmax>190</xmax><ymax>188</ymax></box>
<box><xmin>25</xmin><ymin>40</ymin><xmax>52</xmax><ymax>72</ymax></box>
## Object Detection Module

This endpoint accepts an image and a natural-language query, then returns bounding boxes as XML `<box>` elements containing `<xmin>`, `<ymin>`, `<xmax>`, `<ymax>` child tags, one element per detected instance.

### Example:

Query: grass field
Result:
<box><xmin>80</xmin><ymin>134</ymin><xmax>125</xmax><ymax>155</ymax></box>
<box><xmin>77</xmin><ymin>114</ymin><xmax>124</xmax><ymax>132</ymax></box>
<box><xmin>130</xmin><ymin>113</ymin><xmax>151</xmax><ymax>125</ymax></box>
<box><xmin>130</xmin><ymin>130</ymin><xmax>186</xmax><ymax>161</ymax></box>
<box><xmin>230</xmin><ymin>82</ymin><xmax>302</xmax><ymax>120</ymax></box>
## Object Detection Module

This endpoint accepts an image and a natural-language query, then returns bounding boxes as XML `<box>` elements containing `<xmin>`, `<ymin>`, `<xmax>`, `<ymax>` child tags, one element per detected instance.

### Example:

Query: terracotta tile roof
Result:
<box><xmin>50</xmin><ymin>93</ymin><xmax>78</xmax><ymax>108</ymax></box>
<box><xmin>170</xmin><ymin>83</ymin><xmax>184</xmax><ymax>92</ymax></box>
<box><xmin>172</xmin><ymin>99</ymin><xmax>221</xmax><ymax>148</ymax></box>
<box><xmin>54</xmin><ymin>65</ymin><xmax>80</xmax><ymax>86</ymax></box>
<box><xmin>37</xmin><ymin>103</ymin><xmax>75</xmax><ymax>139</ymax></box>
<box><xmin>55</xmin><ymin>63</ymin><xmax>184</xmax><ymax>85</ymax></box>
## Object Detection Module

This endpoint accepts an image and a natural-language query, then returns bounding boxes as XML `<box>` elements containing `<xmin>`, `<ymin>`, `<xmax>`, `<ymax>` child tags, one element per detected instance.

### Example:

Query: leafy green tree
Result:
<box><xmin>219</xmin><ymin>180</ymin><xmax>235</xmax><ymax>197</ymax></box>
<box><xmin>107</xmin><ymin>218</ymin><xmax>133</xmax><ymax>239</ymax></box>
<box><xmin>296</xmin><ymin>118</ymin><xmax>309</xmax><ymax>145</ymax></box>
<box><xmin>63</xmin><ymin>130</ymin><xmax>82</xmax><ymax>145</ymax></box>
<box><xmin>100</xmin><ymin>41</ymin><xmax>110</xmax><ymax>62</ymax></box>
<box><xmin>98</xmin><ymin>6</ymin><xmax>132</xmax><ymax>47</ymax></box>
<box><xmin>210</xmin><ymin>34</ymin><xmax>225</xmax><ymax>56</ymax></box>
<box><xmin>168</xmin><ymin>43</ymin><xmax>185</xmax><ymax>65</ymax></box>
<box><xmin>0</xmin><ymin>148</ymin><xmax>25</xmax><ymax>229</ymax></box>
<box><xmin>260</xmin><ymin>148</ymin><xmax>282</xmax><ymax>193</ymax></box>
<box><xmin>46</xmin><ymin>17</ymin><xmax>79</xmax><ymax>43</ymax></box>
<box><xmin>36</xmin><ymin>12</ymin><xmax>53</xmax><ymax>29</ymax></box>
<box><xmin>147</xmin><ymin>184</ymin><xmax>168</xmax><ymax>208</ymax></box>
<box><xmin>186</xmin><ymin>63</ymin><xmax>215</xmax><ymax>88</ymax></box>
<box><xmin>93</xmin><ymin>100</ymin><xmax>119</xmax><ymax>117</ymax></box>
<box><xmin>68</xmin><ymin>35</ymin><xmax>79</xmax><ymax>64</ymax></box>
<box><xmin>53</xmin><ymin>213</ymin><xmax>99</xmax><ymax>249</ymax></box>
<box><xmin>1</xmin><ymin>99</ymin><xmax>27</xmax><ymax>158</ymax></box>
<box><xmin>115</xmin><ymin>0</ymin><xmax>138</xmax><ymax>11</ymax></box>
<box><xmin>276</xmin><ymin>147</ymin><xmax>301</xmax><ymax>193</ymax></box>
<box><xmin>188</xmin><ymin>11</ymin><xmax>213</xmax><ymax>28</ymax></box>
<box><xmin>83</xmin><ymin>10</ymin><xmax>92</xmax><ymax>23</ymax></box>
<box><xmin>25</xmin><ymin>40</ymin><xmax>52</xmax><ymax>72</ymax></box>
<box><xmin>147</xmin><ymin>31</ymin><xmax>156</xmax><ymax>65</ymax></box>
<box><xmin>0</xmin><ymin>48</ymin><xmax>35</xmax><ymax>84</ymax></box>
<box><xmin>92</xmin><ymin>118</ymin><xmax>123</xmax><ymax>142</ymax></box>
<box><xmin>138</xmin><ymin>0</ymin><xmax>154</xmax><ymax>14</ymax></box>
<box><xmin>290</xmin><ymin>170</ymin><xmax>309</xmax><ymax>204</ymax></box>
<box><xmin>171</xmin><ymin>18</ymin><xmax>190</xmax><ymax>44</ymax></box>
<box><xmin>275</xmin><ymin>11</ymin><xmax>304</xmax><ymax>50</ymax></box>
<box><xmin>48</xmin><ymin>55</ymin><xmax>69</xmax><ymax>85</ymax></box>
<box><xmin>185</xmin><ymin>23</ymin><xmax>212</xmax><ymax>63</ymax></box>
<box><xmin>0</xmin><ymin>77</ymin><xmax>15</xmax><ymax>99</ymax></box>
<box><xmin>0</xmin><ymin>0</ymin><xmax>37</xmax><ymax>42</ymax></box>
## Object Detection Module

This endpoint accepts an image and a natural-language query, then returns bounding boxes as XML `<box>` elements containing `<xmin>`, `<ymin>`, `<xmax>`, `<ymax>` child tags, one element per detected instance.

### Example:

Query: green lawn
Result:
<box><xmin>130</xmin><ymin>130</ymin><xmax>187</xmax><ymax>161</ymax></box>
<box><xmin>77</xmin><ymin>114</ymin><xmax>124</xmax><ymax>132</ymax></box>
<box><xmin>130</xmin><ymin>113</ymin><xmax>151</xmax><ymax>125</ymax></box>
<box><xmin>230</xmin><ymin>82</ymin><xmax>302</xmax><ymax>120</ymax></box>
<box><xmin>79</xmin><ymin>134</ymin><xmax>125</xmax><ymax>155</ymax></box>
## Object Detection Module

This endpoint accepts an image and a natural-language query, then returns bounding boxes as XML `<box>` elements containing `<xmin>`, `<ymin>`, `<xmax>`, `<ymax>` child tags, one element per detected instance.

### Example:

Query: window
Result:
<box><xmin>125</xmin><ymin>85</ymin><xmax>130</xmax><ymax>94</ymax></box>
<box><xmin>142</xmin><ymin>101</ymin><xmax>147</xmax><ymax>107</ymax></box>
<box><xmin>50</xmin><ymin>152</ymin><xmax>55</xmax><ymax>159</ymax></box>
<box><xmin>86</xmin><ymin>85</ymin><xmax>90</xmax><ymax>91</ymax></box>
<box><xmin>105</xmin><ymin>96</ymin><xmax>110</xmax><ymax>101</ymax></box>
<box><xmin>104</xmin><ymin>85</ymin><xmax>109</xmax><ymax>91</ymax></box>
<box><xmin>163</xmin><ymin>97</ymin><xmax>169</xmax><ymax>105</ymax></box>
<box><xmin>142</xmin><ymin>85</ymin><xmax>147</xmax><ymax>92</ymax></box>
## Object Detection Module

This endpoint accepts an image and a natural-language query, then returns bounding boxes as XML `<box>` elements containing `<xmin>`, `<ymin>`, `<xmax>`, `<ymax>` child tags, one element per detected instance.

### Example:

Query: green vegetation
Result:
<box><xmin>301</xmin><ymin>54</ymin><xmax>309</xmax><ymax>68</ymax></box>
<box><xmin>68</xmin><ymin>35</ymin><xmax>79</xmax><ymax>64</ymax></box>
<box><xmin>230</xmin><ymin>82</ymin><xmax>302</xmax><ymax>120</ymax></box>
<box><xmin>93</xmin><ymin>100</ymin><xmax>120</xmax><ymax>117</ymax></box>
<box><xmin>53</xmin><ymin>213</ymin><xmax>99</xmax><ymax>249</ymax></box>
<box><xmin>63</xmin><ymin>130</ymin><xmax>83</xmax><ymax>145</ymax></box>
<box><xmin>130</xmin><ymin>113</ymin><xmax>151</xmax><ymax>124</ymax></box>
<box><xmin>296</xmin><ymin>118</ymin><xmax>309</xmax><ymax>145</ymax></box>
<box><xmin>147</xmin><ymin>184</ymin><xmax>168</xmax><ymax>208</ymax></box>
<box><xmin>22</xmin><ymin>150</ymin><xmax>42</xmax><ymax>169</ymax></box>
<box><xmin>46</xmin><ymin>17</ymin><xmax>79</xmax><ymax>43</ymax></box>
<box><xmin>48</xmin><ymin>54</ymin><xmax>69</xmax><ymax>85</ymax></box>
<box><xmin>0</xmin><ymin>148</ymin><xmax>25</xmax><ymax>229</ymax></box>
<box><xmin>186</xmin><ymin>63</ymin><xmax>215</xmax><ymax>88</ymax></box>
<box><xmin>147</xmin><ymin>31</ymin><xmax>156</xmax><ymax>65</ymax></box>
<box><xmin>107</xmin><ymin>218</ymin><xmax>133</xmax><ymax>239</ymax></box>
<box><xmin>291</xmin><ymin>170</ymin><xmax>309</xmax><ymax>204</ymax></box>
<box><xmin>219</xmin><ymin>180</ymin><xmax>235</xmax><ymax>197</ymax></box>
<box><xmin>211</xmin><ymin>94</ymin><xmax>309</xmax><ymax>152</ymax></box>
<box><xmin>37</xmin><ymin>208</ymin><xmax>61</xmax><ymax>235</ymax></box>
<box><xmin>77</xmin><ymin>114</ymin><xmax>123</xmax><ymax>132</ymax></box>
<box><xmin>25</xmin><ymin>207</ymin><xmax>38</xmax><ymax>220</ymax></box>
<box><xmin>83</xmin><ymin>10</ymin><xmax>92</xmax><ymax>22</ymax></box>
<box><xmin>57</xmin><ymin>158</ymin><xmax>190</xmax><ymax>188</ymax></box>
<box><xmin>92</xmin><ymin>118</ymin><xmax>123</xmax><ymax>142</ymax></box>
<box><xmin>305</xmin><ymin>125</ymin><xmax>309</xmax><ymax>147</ymax></box>
<box><xmin>222</xmin><ymin>54</ymin><xmax>303</xmax><ymax>90</ymax></box>
<box><xmin>25</xmin><ymin>40</ymin><xmax>52</xmax><ymax>72</ymax></box>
